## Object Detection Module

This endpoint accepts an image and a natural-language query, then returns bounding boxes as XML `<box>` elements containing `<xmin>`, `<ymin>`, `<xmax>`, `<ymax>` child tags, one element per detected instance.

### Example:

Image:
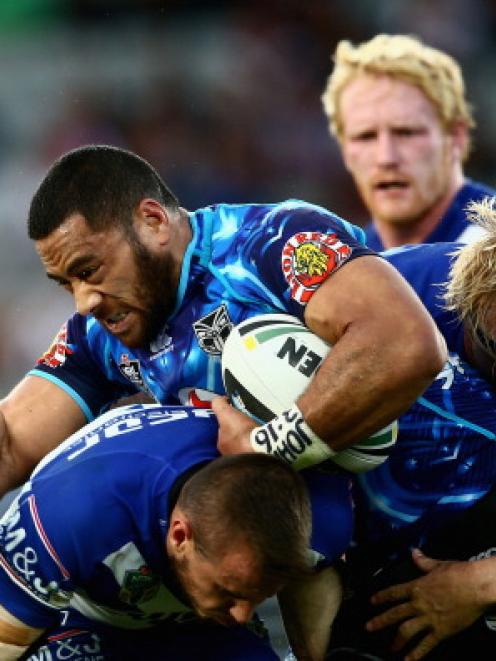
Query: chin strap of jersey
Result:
<box><xmin>249</xmin><ymin>404</ymin><xmax>335</xmax><ymax>470</ymax></box>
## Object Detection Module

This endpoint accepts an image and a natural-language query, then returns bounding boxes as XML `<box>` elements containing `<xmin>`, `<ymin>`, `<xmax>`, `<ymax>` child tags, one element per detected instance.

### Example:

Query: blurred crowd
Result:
<box><xmin>1</xmin><ymin>0</ymin><xmax>496</xmax><ymax>391</ymax></box>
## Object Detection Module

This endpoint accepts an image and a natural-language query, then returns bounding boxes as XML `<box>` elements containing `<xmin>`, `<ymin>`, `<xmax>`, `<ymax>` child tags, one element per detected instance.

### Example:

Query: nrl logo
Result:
<box><xmin>119</xmin><ymin>565</ymin><xmax>160</xmax><ymax>605</ymax></box>
<box><xmin>192</xmin><ymin>305</ymin><xmax>233</xmax><ymax>355</ymax></box>
<box><xmin>118</xmin><ymin>354</ymin><xmax>156</xmax><ymax>400</ymax></box>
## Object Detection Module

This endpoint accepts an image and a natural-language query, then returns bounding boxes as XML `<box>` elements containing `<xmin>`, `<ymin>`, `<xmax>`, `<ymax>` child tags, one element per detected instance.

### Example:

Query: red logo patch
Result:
<box><xmin>37</xmin><ymin>323</ymin><xmax>74</xmax><ymax>368</ymax></box>
<box><xmin>281</xmin><ymin>232</ymin><xmax>352</xmax><ymax>303</ymax></box>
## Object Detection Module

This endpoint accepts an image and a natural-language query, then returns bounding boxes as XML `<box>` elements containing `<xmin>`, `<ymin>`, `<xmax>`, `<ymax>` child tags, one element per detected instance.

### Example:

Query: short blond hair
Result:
<box><xmin>322</xmin><ymin>34</ymin><xmax>475</xmax><ymax>157</ymax></box>
<box><xmin>445</xmin><ymin>197</ymin><xmax>496</xmax><ymax>352</ymax></box>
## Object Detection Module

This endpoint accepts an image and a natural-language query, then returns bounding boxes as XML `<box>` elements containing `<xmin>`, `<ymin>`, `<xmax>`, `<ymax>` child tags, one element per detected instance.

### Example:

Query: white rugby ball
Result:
<box><xmin>221</xmin><ymin>313</ymin><xmax>397</xmax><ymax>473</ymax></box>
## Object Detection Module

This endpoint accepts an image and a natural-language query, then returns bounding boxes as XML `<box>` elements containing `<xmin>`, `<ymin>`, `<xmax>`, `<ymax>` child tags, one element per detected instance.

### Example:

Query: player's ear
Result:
<box><xmin>133</xmin><ymin>198</ymin><xmax>171</xmax><ymax>246</ymax></box>
<box><xmin>168</xmin><ymin>510</ymin><xmax>194</xmax><ymax>557</ymax></box>
<box><xmin>449</xmin><ymin>121</ymin><xmax>469</xmax><ymax>161</ymax></box>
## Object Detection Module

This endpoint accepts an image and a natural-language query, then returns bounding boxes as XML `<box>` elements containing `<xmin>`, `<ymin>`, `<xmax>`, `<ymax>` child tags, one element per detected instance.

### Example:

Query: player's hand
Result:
<box><xmin>366</xmin><ymin>548</ymin><xmax>487</xmax><ymax>660</ymax></box>
<box><xmin>212</xmin><ymin>397</ymin><xmax>257</xmax><ymax>455</ymax></box>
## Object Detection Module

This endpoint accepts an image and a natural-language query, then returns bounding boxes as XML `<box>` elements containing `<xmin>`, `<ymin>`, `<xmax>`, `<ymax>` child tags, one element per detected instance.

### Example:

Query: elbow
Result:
<box><xmin>405</xmin><ymin>324</ymin><xmax>448</xmax><ymax>383</ymax></box>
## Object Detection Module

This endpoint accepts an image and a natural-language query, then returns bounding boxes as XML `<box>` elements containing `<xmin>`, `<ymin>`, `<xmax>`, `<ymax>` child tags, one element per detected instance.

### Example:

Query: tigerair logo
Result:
<box><xmin>281</xmin><ymin>232</ymin><xmax>352</xmax><ymax>303</ymax></box>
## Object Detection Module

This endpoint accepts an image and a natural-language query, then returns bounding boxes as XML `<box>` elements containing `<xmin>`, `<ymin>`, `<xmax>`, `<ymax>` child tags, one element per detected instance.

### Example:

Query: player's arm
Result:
<box><xmin>278</xmin><ymin>565</ymin><xmax>342</xmax><ymax>661</ymax></box>
<box><xmin>0</xmin><ymin>604</ymin><xmax>44</xmax><ymax>660</ymax></box>
<box><xmin>0</xmin><ymin>375</ymin><xmax>86</xmax><ymax>494</ymax></box>
<box><xmin>299</xmin><ymin>255</ymin><xmax>446</xmax><ymax>450</ymax></box>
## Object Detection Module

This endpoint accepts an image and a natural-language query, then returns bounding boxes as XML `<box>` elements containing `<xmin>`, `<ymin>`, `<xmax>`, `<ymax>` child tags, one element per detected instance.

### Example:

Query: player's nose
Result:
<box><xmin>73</xmin><ymin>282</ymin><xmax>103</xmax><ymax>316</ymax></box>
<box><xmin>229</xmin><ymin>600</ymin><xmax>256</xmax><ymax>624</ymax></box>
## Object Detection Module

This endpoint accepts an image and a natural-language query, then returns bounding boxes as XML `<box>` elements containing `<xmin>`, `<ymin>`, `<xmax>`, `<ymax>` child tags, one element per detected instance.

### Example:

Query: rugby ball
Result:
<box><xmin>221</xmin><ymin>313</ymin><xmax>397</xmax><ymax>473</ymax></box>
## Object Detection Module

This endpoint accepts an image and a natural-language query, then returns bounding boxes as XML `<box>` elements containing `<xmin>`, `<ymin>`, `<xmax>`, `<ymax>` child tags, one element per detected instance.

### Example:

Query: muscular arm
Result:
<box><xmin>278</xmin><ymin>566</ymin><xmax>342</xmax><ymax>661</ymax></box>
<box><xmin>300</xmin><ymin>256</ymin><xmax>446</xmax><ymax>449</ymax></box>
<box><xmin>0</xmin><ymin>375</ymin><xmax>86</xmax><ymax>495</ymax></box>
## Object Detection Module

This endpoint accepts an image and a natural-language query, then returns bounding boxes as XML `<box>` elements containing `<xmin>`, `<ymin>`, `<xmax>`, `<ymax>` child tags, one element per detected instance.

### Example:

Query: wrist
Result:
<box><xmin>249</xmin><ymin>404</ymin><xmax>334</xmax><ymax>470</ymax></box>
<box><xmin>471</xmin><ymin>557</ymin><xmax>496</xmax><ymax>610</ymax></box>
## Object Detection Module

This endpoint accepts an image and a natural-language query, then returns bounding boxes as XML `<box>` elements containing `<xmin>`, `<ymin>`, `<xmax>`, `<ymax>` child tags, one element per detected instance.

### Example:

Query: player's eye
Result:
<box><xmin>77</xmin><ymin>266</ymin><xmax>99</xmax><ymax>281</ymax></box>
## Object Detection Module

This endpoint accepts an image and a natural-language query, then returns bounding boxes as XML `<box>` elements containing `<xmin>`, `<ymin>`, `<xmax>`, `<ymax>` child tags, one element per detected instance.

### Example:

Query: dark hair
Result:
<box><xmin>28</xmin><ymin>144</ymin><xmax>179</xmax><ymax>240</ymax></box>
<box><xmin>177</xmin><ymin>453</ymin><xmax>312</xmax><ymax>581</ymax></box>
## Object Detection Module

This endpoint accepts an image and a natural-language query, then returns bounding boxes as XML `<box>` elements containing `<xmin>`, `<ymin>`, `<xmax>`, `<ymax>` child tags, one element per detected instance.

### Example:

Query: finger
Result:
<box><xmin>411</xmin><ymin>548</ymin><xmax>440</xmax><ymax>573</ymax></box>
<box><xmin>404</xmin><ymin>631</ymin><xmax>439</xmax><ymax>661</ymax></box>
<box><xmin>391</xmin><ymin>615</ymin><xmax>430</xmax><ymax>651</ymax></box>
<box><xmin>366</xmin><ymin>601</ymin><xmax>416</xmax><ymax>631</ymax></box>
<box><xmin>211</xmin><ymin>396</ymin><xmax>230</xmax><ymax>415</ymax></box>
<box><xmin>371</xmin><ymin>581</ymin><xmax>413</xmax><ymax>605</ymax></box>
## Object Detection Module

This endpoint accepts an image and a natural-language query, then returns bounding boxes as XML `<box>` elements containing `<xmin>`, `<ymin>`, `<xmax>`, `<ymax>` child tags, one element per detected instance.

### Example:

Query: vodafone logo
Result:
<box><xmin>281</xmin><ymin>232</ymin><xmax>352</xmax><ymax>303</ymax></box>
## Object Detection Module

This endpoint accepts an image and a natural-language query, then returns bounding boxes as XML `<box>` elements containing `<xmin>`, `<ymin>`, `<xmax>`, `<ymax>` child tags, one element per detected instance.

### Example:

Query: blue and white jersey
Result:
<box><xmin>353</xmin><ymin>353</ymin><xmax>496</xmax><ymax>553</ymax></box>
<box><xmin>382</xmin><ymin>242</ymin><xmax>465</xmax><ymax>357</ymax></box>
<box><xmin>0</xmin><ymin>404</ymin><xmax>353</xmax><ymax>631</ymax></box>
<box><xmin>28</xmin><ymin>201</ymin><xmax>372</xmax><ymax>420</ymax></box>
<box><xmin>365</xmin><ymin>179</ymin><xmax>494</xmax><ymax>251</ymax></box>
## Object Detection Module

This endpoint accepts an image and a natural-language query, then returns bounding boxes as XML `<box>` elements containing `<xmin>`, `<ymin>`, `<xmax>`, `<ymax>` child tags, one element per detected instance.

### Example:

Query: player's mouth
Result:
<box><xmin>103</xmin><ymin>311</ymin><xmax>132</xmax><ymax>334</ymax></box>
<box><xmin>374</xmin><ymin>180</ymin><xmax>409</xmax><ymax>192</ymax></box>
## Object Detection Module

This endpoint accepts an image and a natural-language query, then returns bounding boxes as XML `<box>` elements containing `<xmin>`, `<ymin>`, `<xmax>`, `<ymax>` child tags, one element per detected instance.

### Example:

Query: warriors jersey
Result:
<box><xmin>0</xmin><ymin>404</ymin><xmax>353</xmax><ymax>631</ymax></box>
<box><xmin>29</xmin><ymin>201</ymin><xmax>372</xmax><ymax>420</ymax></box>
<box><xmin>382</xmin><ymin>242</ymin><xmax>465</xmax><ymax>356</ymax></box>
<box><xmin>365</xmin><ymin>179</ymin><xmax>494</xmax><ymax>250</ymax></box>
<box><xmin>352</xmin><ymin>353</ymin><xmax>496</xmax><ymax>561</ymax></box>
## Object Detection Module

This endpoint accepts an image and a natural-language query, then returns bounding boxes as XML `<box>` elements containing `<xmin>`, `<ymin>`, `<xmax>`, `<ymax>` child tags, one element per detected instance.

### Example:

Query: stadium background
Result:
<box><xmin>0</xmin><ymin>1</ymin><xmax>495</xmax><ymax>655</ymax></box>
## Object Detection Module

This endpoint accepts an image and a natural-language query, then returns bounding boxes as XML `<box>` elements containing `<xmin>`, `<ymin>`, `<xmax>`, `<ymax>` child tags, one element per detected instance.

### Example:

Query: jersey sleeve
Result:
<box><xmin>0</xmin><ymin>491</ymin><xmax>74</xmax><ymax>628</ymax></box>
<box><xmin>28</xmin><ymin>315</ymin><xmax>138</xmax><ymax>421</ymax></box>
<box><xmin>242</xmin><ymin>201</ymin><xmax>376</xmax><ymax>319</ymax></box>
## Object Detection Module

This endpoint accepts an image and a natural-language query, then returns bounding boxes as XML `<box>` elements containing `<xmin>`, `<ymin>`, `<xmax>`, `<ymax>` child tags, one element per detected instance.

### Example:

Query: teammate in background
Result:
<box><xmin>321</xmin><ymin>34</ymin><xmax>496</xmax><ymax>250</ymax></box>
<box><xmin>0</xmin><ymin>404</ymin><xmax>350</xmax><ymax>661</ymax></box>
<box><xmin>0</xmin><ymin>145</ymin><xmax>444</xmax><ymax>496</ymax></box>
<box><xmin>325</xmin><ymin>200</ymin><xmax>496</xmax><ymax>660</ymax></box>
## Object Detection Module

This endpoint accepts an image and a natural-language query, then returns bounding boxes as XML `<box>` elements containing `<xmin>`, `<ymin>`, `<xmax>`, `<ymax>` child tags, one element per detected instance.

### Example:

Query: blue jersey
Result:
<box><xmin>29</xmin><ymin>201</ymin><xmax>372</xmax><ymax>420</ymax></box>
<box><xmin>353</xmin><ymin>353</ymin><xmax>496</xmax><ymax>555</ymax></box>
<box><xmin>382</xmin><ymin>242</ymin><xmax>465</xmax><ymax>356</ymax></box>
<box><xmin>365</xmin><ymin>179</ymin><xmax>494</xmax><ymax>251</ymax></box>
<box><xmin>0</xmin><ymin>404</ymin><xmax>353</xmax><ymax>632</ymax></box>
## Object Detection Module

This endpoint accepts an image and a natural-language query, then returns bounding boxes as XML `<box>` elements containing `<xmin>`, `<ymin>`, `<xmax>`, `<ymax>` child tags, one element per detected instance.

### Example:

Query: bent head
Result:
<box><xmin>30</xmin><ymin>146</ymin><xmax>189</xmax><ymax>348</ymax></box>
<box><xmin>167</xmin><ymin>454</ymin><xmax>312</xmax><ymax>625</ymax></box>
<box><xmin>322</xmin><ymin>35</ymin><xmax>473</xmax><ymax>228</ymax></box>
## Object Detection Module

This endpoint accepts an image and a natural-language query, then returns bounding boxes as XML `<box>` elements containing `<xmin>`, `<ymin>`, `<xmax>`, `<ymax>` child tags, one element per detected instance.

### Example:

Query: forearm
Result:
<box><xmin>297</xmin><ymin>320</ymin><xmax>443</xmax><ymax>450</ymax></box>
<box><xmin>469</xmin><ymin>556</ymin><xmax>496</xmax><ymax>610</ymax></box>
<box><xmin>301</xmin><ymin>257</ymin><xmax>446</xmax><ymax>449</ymax></box>
<box><xmin>278</xmin><ymin>566</ymin><xmax>342</xmax><ymax>660</ymax></box>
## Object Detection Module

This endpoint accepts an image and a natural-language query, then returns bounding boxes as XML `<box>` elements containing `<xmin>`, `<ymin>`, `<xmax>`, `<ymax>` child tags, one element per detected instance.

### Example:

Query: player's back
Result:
<box><xmin>382</xmin><ymin>243</ymin><xmax>464</xmax><ymax>355</ymax></box>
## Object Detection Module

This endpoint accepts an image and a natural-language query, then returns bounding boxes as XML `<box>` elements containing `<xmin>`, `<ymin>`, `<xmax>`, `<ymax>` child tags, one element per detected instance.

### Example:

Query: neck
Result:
<box><xmin>374</xmin><ymin>173</ymin><xmax>465</xmax><ymax>249</ymax></box>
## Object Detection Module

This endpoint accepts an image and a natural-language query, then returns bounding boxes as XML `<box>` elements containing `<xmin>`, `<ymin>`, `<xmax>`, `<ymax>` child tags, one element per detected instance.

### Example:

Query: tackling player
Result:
<box><xmin>0</xmin><ymin>403</ymin><xmax>351</xmax><ymax>660</ymax></box>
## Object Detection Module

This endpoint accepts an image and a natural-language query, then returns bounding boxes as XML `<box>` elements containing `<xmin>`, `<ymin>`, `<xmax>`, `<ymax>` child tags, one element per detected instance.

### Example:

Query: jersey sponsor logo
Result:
<box><xmin>37</xmin><ymin>322</ymin><xmax>74</xmax><ymax>368</ymax></box>
<box><xmin>177</xmin><ymin>388</ymin><xmax>216</xmax><ymax>408</ymax></box>
<box><xmin>0</xmin><ymin>497</ymin><xmax>71</xmax><ymax>608</ymax></box>
<box><xmin>281</xmin><ymin>232</ymin><xmax>352</xmax><ymax>303</ymax></box>
<box><xmin>119</xmin><ymin>565</ymin><xmax>161</xmax><ymax>605</ymax></box>
<box><xmin>192</xmin><ymin>304</ymin><xmax>233</xmax><ymax>355</ymax></box>
<box><xmin>118</xmin><ymin>354</ymin><xmax>156</xmax><ymax>400</ymax></box>
<box><xmin>149</xmin><ymin>324</ymin><xmax>174</xmax><ymax>356</ymax></box>
<box><xmin>27</xmin><ymin>631</ymin><xmax>103</xmax><ymax>661</ymax></box>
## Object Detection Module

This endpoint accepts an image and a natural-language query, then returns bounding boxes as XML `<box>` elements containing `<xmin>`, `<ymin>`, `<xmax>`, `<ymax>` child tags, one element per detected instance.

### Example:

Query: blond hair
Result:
<box><xmin>322</xmin><ymin>34</ymin><xmax>474</xmax><ymax>158</ymax></box>
<box><xmin>445</xmin><ymin>197</ymin><xmax>496</xmax><ymax>352</ymax></box>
